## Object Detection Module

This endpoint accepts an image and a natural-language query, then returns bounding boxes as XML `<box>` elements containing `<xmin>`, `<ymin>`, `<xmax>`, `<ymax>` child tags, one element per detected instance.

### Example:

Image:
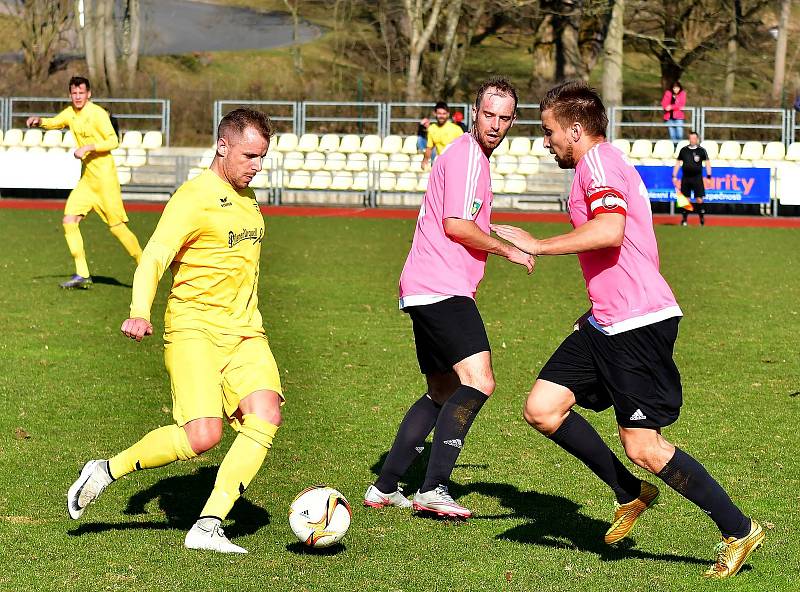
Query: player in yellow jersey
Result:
<box><xmin>421</xmin><ymin>101</ymin><xmax>464</xmax><ymax>170</ymax></box>
<box><xmin>66</xmin><ymin>109</ymin><xmax>282</xmax><ymax>554</ymax></box>
<box><xmin>26</xmin><ymin>76</ymin><xmax>142</xmax><ymax>289</ymax></box>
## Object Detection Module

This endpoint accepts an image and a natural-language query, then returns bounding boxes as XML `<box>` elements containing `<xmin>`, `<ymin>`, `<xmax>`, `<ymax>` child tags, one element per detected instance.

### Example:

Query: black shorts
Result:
<box><xmin>538</xmin><ymin>317</ymin><xmax>683</xmax><ymax>428</ymax></box>
<box><xmin>680</xmin><ymin>176</ymin><xmax>705</xmax><ymax>199</ymax></box>
<box><xmin>405</xmin><ymin>296</ymin><xmax>490</xmax><ymax>374</ymax></box>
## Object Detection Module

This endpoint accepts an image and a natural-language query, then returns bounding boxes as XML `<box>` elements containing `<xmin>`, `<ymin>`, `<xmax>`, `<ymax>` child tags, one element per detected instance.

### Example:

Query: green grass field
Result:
<box><xmin>1</xmin><ymin>209</ymin><xmax>798</xmax><ymax>591</ymax></box>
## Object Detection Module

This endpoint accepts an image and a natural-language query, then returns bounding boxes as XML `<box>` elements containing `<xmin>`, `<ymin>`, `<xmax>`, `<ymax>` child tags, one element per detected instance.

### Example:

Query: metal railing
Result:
<box><xmin>384</xmin><ymin>102</ymin><xmax>470</xmax><ymax>136</ymax></box>
<box><xmin>608</xmin><ymin>106</ymin><xmax>699</xmax><ymax>142</ymax></box>
<box><xmin>213</xmin><ymin>100</ymin><xmax>299</xmax><ymax>138</ymax></box>
<box><xmin>698</xmin><ymin>107</ymin><xmax>788</xmax><ymax>144</ymax></box>
<box><xmin>300</xmin><ymin>101</ymin><xmax>384</xmax><ymax>135</ymax></box>
<box><xmin>5</xmin><ymin>97</ymin><xmax>171</xmax><ymax>145</ymax></box>
<box><xmin>0</xmin><ymin>98</ymin><xmax>8</xmax><ymax>132</ymax></box>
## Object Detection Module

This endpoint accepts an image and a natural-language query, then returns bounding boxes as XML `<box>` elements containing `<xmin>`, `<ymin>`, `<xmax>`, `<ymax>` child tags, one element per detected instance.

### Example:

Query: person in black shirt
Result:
<box><xmin>672</xmin><ymin>131</ymin><xmax>712</xmax><ymax>226</ymax></box>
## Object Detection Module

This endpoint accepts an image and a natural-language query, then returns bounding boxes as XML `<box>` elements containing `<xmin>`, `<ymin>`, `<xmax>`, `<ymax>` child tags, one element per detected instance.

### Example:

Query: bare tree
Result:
<box><xmin>283</xmin><ymin>0</ymin><xmax>304</xmax><ymax>75</ymax></box>
<box><xmin>602</xmin><ymin>0</ymin><xmax>624</xmax><ymax>106</ymax></box>
<box><xmin>80</xmin><ymin>0</ymin><xmax>142</xmax><ymax>93</ymax></box>
<box><xmin>722</xmin><ymin>0</ymin><xmax>740</xmax><ymax>105</ymax></box>
<box><xmin>402</xmin><ymin>0</ymin><xmax>447</xmax><ymax>101</ymax></box>
<box><xmin>6</xmin><ymin>0</ymin><xmax>73</xmax><ymax>83</ymax></box>
<box><xmin>771</xmin><ymin>0</ymin><xmax>791</xmax><ymax>105</ymax></box>
<box><xmin>121</xmin><ymin>0</ymin><xmax>141</xmax><ymax>89</ymax></box>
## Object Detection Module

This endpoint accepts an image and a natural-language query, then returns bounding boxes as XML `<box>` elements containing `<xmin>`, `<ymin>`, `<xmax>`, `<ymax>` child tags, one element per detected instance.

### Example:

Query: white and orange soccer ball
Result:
<box><xmin>288</xmin><ymin>486</ymin><xmax>352</xmax><ymax>548</ymax></box>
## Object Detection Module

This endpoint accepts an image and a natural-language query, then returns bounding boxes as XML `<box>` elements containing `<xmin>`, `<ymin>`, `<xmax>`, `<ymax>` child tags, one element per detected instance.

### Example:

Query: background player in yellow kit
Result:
<box><xmin>66</xmin><ymin>109</ymin><xmax>282</xmax><ymax>554</ymax></box>
<box><xmin>26</xmin><ymin>76</ymin><xmax>142</xmax><ymax>289</ymax></box>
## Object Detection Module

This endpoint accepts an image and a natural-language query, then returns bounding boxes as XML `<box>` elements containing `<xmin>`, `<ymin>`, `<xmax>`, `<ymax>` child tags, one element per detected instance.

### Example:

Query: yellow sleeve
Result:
<box><xmin>129</xmin><ymin>191</ymin><xmax>205</xmax><ymax>320</ymax></box>
<box><xmin>426</xmin><ymin>127</ymin><xmax>435</xmax><ymax>149</ymax></box>
<box><xmin>39</xmin><ymin>107</ymin><xmax>71</xmax><ymax>130</ymax></box>
<box><xmin>91</xmin><ymin>107</ymin><xmax>119</xmax><ymax>153</ymax></box>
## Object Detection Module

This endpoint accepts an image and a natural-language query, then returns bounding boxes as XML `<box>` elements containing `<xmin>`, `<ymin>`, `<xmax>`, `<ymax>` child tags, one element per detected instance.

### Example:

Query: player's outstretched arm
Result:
<box><xmin>492</xmin><ymin>213</ymin><xmax>625</xmax><ymax>257</ymax></box>
<box><xmin>26</xmin><ymin>116</ymin><xmax>41</xmax><ymax>128</ymax></box>
<box><xmin>121</xmin><ymin>317</ymin><xmax>153</xmax><ymax>342</ymax></box>
<box><xmin>443</xmin><ymin>218</ymin><xmax>533</xmax><ymax>274</ymax></box>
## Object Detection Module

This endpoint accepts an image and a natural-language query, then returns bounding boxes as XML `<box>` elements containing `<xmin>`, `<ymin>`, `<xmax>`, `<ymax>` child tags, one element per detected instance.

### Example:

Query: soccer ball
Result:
<box><xmin>288</xmin><ymin>485</ymin><xmax>352</xmax><ymax>548</ymax></box>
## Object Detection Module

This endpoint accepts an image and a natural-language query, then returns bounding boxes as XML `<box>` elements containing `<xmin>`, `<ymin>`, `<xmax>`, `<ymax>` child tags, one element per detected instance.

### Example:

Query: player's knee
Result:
<box><xmin>622</xmin><ymin>442</ymin><xmax>658</xmax><ymax>473</ymax></box>
<box><xmin>63</xmin><ymin>215</ymin><xmax>81</xmax><ymax>225</ymax></box>
<box><xmin>186</xmin><ymin>423</ymin><xmax>223</xmax><ymax>454</ymax></box>
<box><xmin>523</xmin><ymin>400</ymin><xmax>557</xmax><ymax>434</ymax></box>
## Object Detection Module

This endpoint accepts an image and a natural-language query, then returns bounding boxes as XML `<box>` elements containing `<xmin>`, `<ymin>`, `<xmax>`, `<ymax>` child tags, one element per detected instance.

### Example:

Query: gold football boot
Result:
<box><xmin>703</xmin><ymin>520</ymin><xmax>765</xmax><ymax>579</ymax></box>
<box><xmin>604</xmin><ymin>481</ymin><xmax>660</xmax><ymax>544</ymax></box>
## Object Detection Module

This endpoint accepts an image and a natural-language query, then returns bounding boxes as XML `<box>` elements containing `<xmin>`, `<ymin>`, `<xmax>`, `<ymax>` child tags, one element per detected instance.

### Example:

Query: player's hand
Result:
<box><xmin>121</xmin><ymin>317</ymin><xmax>153</xmax><ymax>342</ymax></box>
<box><xmin>506</xmin><ymin>247</ymin><xmax>535</xmax><ymax>274</ymax></box>
<box><xmin>491</xmin><ymin>224</ymin><xmax>539</xmax><ymax>256</ymax></box>
<box><xmin>73</xmin><ymin>146</ymin><xmax>90</xmax><ymax>160</ymax></box>
<box><xmin>421</xmin><ymin>159</ymin><xmax>430</xmax><ymax>171</ymax></box>
<box><xmin>26</xmin><ymin>116</ymin><xmax>40</xmax><ymax>127</ymax></box>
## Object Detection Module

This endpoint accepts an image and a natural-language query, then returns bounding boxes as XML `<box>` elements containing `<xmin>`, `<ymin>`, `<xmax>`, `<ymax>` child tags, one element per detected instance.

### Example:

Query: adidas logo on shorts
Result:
<box><xmin>629</xmin><ymin>409</ymin><xmax>647</xmax><ymax>421</ymax></box>
<box><xmin>443</xmin><ymin>439</ymin><xmax>463</xmax><ymax>449</ymax></box>
<box><xmin>415</xmin><ymin>446</ymin><xmax>425</xmax><ymax>454</ymax></box>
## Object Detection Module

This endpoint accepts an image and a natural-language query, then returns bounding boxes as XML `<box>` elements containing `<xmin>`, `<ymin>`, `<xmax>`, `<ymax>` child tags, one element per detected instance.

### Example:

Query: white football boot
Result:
<box><xmin>412</xmin><ymin>485</ymin><xmax>471</xmax><ymax>518</ymax></box>
<box><xmin>67</xmin><ymin>460</ymin><xmax>113</xmax><ymax>519</ymax></box>
<box><xmin>184</xmin><ymin>518</ymin><xmax>248</xmax><ymax>554</ymax></box>
<box><xmin>363</xmin><ymin>485</ymin><xmax>413</xmax><ymax>509</ymax></box>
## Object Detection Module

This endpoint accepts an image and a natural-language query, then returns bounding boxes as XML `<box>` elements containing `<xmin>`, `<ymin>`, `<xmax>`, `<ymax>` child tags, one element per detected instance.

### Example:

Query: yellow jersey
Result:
<box><xmin>426</xmin><ymin>120</ymin><xmax>464</xmax><ymax>156</ymax></box>
<box><xmin>40</xmin><ymin>101</ymin><xmax>118</xmax><ymax>178</ymax></box>
<box><xmin>130</xmin><ymin>169</ymin><xmax>266</xmax><ymax>337</ymax></box>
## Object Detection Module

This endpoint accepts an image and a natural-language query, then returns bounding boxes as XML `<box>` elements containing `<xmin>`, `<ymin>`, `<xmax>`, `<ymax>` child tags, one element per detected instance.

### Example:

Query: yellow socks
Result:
<box><xmin>200</xmin><ymin>415</ymin><xmax>279</xmax><ymax>520</ymax></box>
<box><xmin>109</xmin><ymin>223</ymin><xmax>143</xmax><ymax>264</ymax></box>
<box><xmin>63</xmin><ymin>223</ymin><xmax>90</xmax><ymax>278</ymax></box>
<box><xmin>108</xmin><ymin>424</ymin><xmax>196</xmax><ymax>479</ymax></box>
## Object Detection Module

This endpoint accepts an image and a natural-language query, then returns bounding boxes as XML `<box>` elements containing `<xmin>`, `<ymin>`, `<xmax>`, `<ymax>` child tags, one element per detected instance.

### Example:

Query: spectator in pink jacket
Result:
<box><xmin>661</xmin><ymin>81</ymin><xmax>686</xmax><ymax>143</ymax></box>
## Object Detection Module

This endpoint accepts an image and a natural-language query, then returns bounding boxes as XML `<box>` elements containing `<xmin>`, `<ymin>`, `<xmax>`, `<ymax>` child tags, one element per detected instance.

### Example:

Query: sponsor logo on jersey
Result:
<box><xmin>470</xmin><ymin>199</ymin><xmax>483</xmax><ymax>218</ymax></box>
<box><xmin>228</xmin><ymin>227</ymin><xmax>264</xmax><ymax>248</ymax></box>
<box><xmin>219</xmin><ymin>196</ymin><xmax>232</xmax><ymax>208</ymax></box>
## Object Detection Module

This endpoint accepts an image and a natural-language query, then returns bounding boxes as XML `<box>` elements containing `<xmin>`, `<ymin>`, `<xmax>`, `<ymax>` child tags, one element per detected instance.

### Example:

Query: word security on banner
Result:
<box><xmin>635</xmin><ymin>165</ymin><xmax>771</xmax><ymax>204</ymax></box>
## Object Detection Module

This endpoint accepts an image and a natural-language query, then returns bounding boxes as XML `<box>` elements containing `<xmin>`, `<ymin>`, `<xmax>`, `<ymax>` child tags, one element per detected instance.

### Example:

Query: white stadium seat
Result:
<box><xmin>652</xmin><ymin>140</ymin><xmax>675</xmax><ymax>160</ymax></box>
<box><xmin>360</xmin><ymin>134</ymin><xmax>382</xmax><ymax>154</ymax></box>
<box><xmin>309</xmin><ymin>171</ymin><xmax>332</xmax><ymax>190</ymax></box>
<box><xmin>352</xmin><ymin>171</ymin><xmax>370</xmax><ymax>191</ymax></box>
<box><xmin>47</xmin><ymin>147</ymin><xmax>67</xmax><ymax>154</ymax></box>
<box><xmin>387</xmin><ymin>153</ymin><xmax>411</xmax><ymax>173</ymax></box>
<box><xmin>493</xmin><ymin>138</ymin><xmax>509</xmax><ymax>156</ymax></box>
<box><xmin>516</xmin><ymin>155</ymin><xmax>539</xmax><ymax>175</ymax></box>
<box><xmin>401</xmin><ymin>135</ymin><xmax>419</xmax><ymax>154</ymax></box>
<box><xmin>2</xmin><ymin>129</ymin><xmax>23</xmax><ymax>147</ymax></box>
<box><xmin>416</xmin><ymin>172</ymin><xmax>430</xmax><ymax>192</ymax></box>
<box><xmin>345</xmin><ymin>153</ymin><xmax>368</xmax><ymax>172</ymax></box>
<box><xmin>6</xmin><ymin>145</ymin><xmax>26</xmax><ymax>154</ymax></box>
<box><xmin>199</xmin><ymin>147</ymin><xmax>216</xmax><ymax>168</ymax></box>
<box><xmin>494</xmin><ymin>155</ymin><xmax>517</xmax><ymax>175</ymax></box>
<box><xmin>318</xmin><ymin>133</ymin><xmax>340</xmax><ymax>153</ymax></box>
<box><xmin>250</xmin><ymin>171</ymin><xmax>271</xmax><ymax>189</ymax></box>
<box><xmin>503</xmin><ymin>174</ymin><xmax>527</xmax><ymax>194</ymax></box>
<box><xmin>490</xmin><ymin>175</ymin><xmax>505</xmax><ymax>194</ymax></box>
<box><xmin>673</xmin><ymin>140</ymin><xmax>689</xmax><ymax>156</ymax></box>
<box><xmin>303</xmin><ymin>151</ymin><xmax>326</xmax><ymax>171</ymax></box>
<box><xmin>395</xmin><ymin>172</ymin><xmax>418</xmax><ymax>192</ymax></box>
<box><xmin>378</xmin><ymin>172</ymin><xmax>397</xmax><ymax>191</ymax></box>
<box><xmin>629</xmin><ymin>139</ymin><xmax>652</xmax><ymax>159</ymax></box>
<box><xmin>338</xmin><ymin>134</ymin><xmax>361</xmax><ymax>154</ymax></box>
<box><xmin>530</xmin><ymin>137</ymin><xmax>550</xmax><ymax>157</ymax></box>
<box><xmin>42</xmin><ymin>130</ymin><xmax>63</xmax><ymax>148</ymax></box>
<box><xmin>117</xmin><ymin>167</ymin><xmax>131</xmax><ymax>185</ymax></box>
<box><xmin>112</xmin><ymin>147</ymin><xmax>127</xmax><ymax>167</ymax></box>
<box><xmin>120</xmin><ymin>131</ymin><xmax>143</xmax><ymax>149</ymax></box>
<box><xmin>323</xmin><ymin>152</ymin><xmax>347</xmax><ymax>172</ymax></box>
<box><xmin>142</xmin><ymin>131</ymin><xmax>163</xmax><ymax>150</ymax></box>
<box><xmin>282</xmin><ymin>151</ymin><xmax>304</xmax><ymax>171</ymax></box>
<box><xmin>61</xmin><ymin>130</ymin><xmax>77</xmax><ymax>148</ymax></box>
<box><xmin>508</xmin><ymin>137</ymin><xmax>531</xmax><ymax>156</ymax></box>
<box><xmin>368</xmin><ymin>153</ymin><xmax>389</xmax><ymax>170</ymax></box>
<box><xmin>718</xmin><ymin>141</ymin><xmax>741</xmax><ymax>160</ymax></box>
<box><xmin>297</xmin><ymin>133</ymin><xmax>319</xmax><ymax>153</ymax></box>
<box><xmin>740</xmin><ymin>141</ymin><xmax>763</xmax><ymax>161</ymax></box>
<box><xmin>380</xmin><ymin>135</ymin><xmax>403</xmax><ymax>154</ymax></box>
<box><xmin>700</xmin><ymin>140</ymin><xmax>719</xmax><ymax>159</ymax></box>
<box><xmin>124</xmin><ymin>148</ymin><xmax>147</xmax><ymax>167</ymax></box>
<box><xmin>287</xmin><ymin>170</ymin><xmax>311</xmax><ymax>189</ymax></box>
<box><xmin>187</xmin><ymin>167</ymin><xmax>203</xmax><ymax>180</ymax></box>
<box><xmin>785</xmin><ymin>142</ymin><xmax>800</xmax><ymax>161</ymax></box>
<box><xmin>276</xmin><ymin>133</ymin><xmax>298</xmax><ymax>152</ymax></box>
<box><xmin>22</xmin><ymin>129</ymin><xmax>43</xmax><ymax>147</ymax></box>
<box><xmin>611</xmin><ymin>139</ymin><xmax>630</xmax><ymax>155</ymax></box>
<box><xmin>26</xmin><ymin>146</ymin><xmax>46</xmax><ymax>154</ymax></box>
<box><xmin>330</xmin><ymin>172</ymin><xmax>353</xmax><ymax>190</ymax></box>
<box><xmin>762</xmin><ymin>142</ymin><xmax>786</xmax><ymax>160</ymax></box>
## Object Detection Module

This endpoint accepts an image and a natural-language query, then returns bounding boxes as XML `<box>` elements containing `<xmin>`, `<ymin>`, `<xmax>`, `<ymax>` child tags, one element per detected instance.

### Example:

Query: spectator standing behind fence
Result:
<box><xmin>417</xmin><ymin>117</ymin><xmax>430</xmax><ymax>152</ymax></box>
<box><xmin>661</xmin><ymin>81</ymin><xmax>686</xmax><ymax>143</ymax></box>
<box><xmin>453</xmin><ymin>111</ymin><xmax>468</xmax><ymax>132</ymax></box>
<box><xmin>421</xmin><ymin>101</ymin><xmax>464</xmax><ymax>170</ymax></box>
<box><xmin>673</xmin><ymin>131</ymin><xmax>712</xmax><ymax>227</ymax></box>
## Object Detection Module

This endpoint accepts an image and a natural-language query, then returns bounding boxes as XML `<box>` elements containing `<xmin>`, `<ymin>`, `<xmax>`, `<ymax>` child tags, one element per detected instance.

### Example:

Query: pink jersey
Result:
<box><xmin>570</xmin><ymin>143</ymin><xmax>681</xmax><ymax>334</ymax></box>
<box><xmin>399</xmin><ymin>133</ymin><xmax>492</xmax><ymax>304</ymax></box>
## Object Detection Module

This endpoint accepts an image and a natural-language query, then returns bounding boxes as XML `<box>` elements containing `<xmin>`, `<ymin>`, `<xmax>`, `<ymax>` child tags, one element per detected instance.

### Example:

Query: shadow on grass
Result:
<box><xmin>285</xmin><ymin>541</ymin><xmax>347</xmax><ymax>556</ymax></box>
<box><xmin>67</xmin><ymin>466</ymin><xmax>270</xmax><ymax>539</ymax></box>
<box><xmin>462</xmin><ymin>481</ymin><xmax>708</xmax><ymax>566</ymax></box>
<box><xmin>32</xmin><ymin>274</ymin><xmax>132</xmax><ymax>288</ymax></box>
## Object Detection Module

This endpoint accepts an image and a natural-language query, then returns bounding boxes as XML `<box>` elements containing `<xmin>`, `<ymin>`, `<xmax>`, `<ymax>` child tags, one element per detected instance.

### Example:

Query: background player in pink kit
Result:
<box><xmin>492</xmin><ymin>80</ymin><xmax>763</xmax><ymax>579</ymax></box>
<box><xmin>364</xmin><ymin>78</ymin><xmax>533</xmax><ymax>518</ymax></box>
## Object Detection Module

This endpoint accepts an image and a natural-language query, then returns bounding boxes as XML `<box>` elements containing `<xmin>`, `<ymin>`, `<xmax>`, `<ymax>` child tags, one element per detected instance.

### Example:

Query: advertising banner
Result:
<box><xmin>636</xmin><ymin>165</ymin><xmax>771</xmax><ymax>204</ymax></box>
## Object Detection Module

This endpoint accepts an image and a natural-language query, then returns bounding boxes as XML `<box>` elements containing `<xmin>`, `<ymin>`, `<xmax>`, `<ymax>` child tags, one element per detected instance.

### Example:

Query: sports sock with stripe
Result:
<box><xmin>374</xmin><ymin>394</ymin><xmax>441</xmax><ymax>493</ymax></box>
<box><xmin>420</xmin><ymin>385</ymin><xmax>487</xmax><ymax>494</ymax></box>
<box><xmin>548</xmin><ymin>410</ymin><xmax>642</xmax><ymax>504</ymax></box>
<box><xmin>108</xmin><ymin>424</ymin><xmax>197</xmax><ymax>479</ymax></box>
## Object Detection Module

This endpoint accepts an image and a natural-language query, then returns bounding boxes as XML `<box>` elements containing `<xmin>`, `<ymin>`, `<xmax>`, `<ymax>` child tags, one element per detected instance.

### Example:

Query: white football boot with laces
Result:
<box><xmin>184</xmin><ymin>518</ymin><xmax>248</xmax><ymax>554</ymax></box>
<box><xmin>412</xmin><ymin>485</ymin><xmax>471</xmax><ymax>518</ymax></box>
<box><xmin>363</xmin><ymin>485</ymin><xmax>413</xmax><ymax>509</ymax></box>
<box><xmin>67</xmin><ymin>460</ymin><xmax>113</xmax><ymax>519</ymax></box>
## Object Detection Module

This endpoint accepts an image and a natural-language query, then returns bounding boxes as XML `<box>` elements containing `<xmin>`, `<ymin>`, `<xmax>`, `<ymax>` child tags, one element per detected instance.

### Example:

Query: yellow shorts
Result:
<box><xmin>164</xmin><ymin>331</ymin><xmax>283</xmax><ymax>427</ymax></box>
<box><xmin>64</xmin><ymin>161</ymin><xmax>127</xmax><ymax>226</ymax></box>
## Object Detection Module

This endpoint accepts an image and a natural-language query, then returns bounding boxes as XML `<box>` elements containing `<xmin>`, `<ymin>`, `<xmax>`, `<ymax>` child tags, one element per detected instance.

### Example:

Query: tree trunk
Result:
<box><xmin>121</xmin><ymin>0</ymin><xmax>141</xmax><ymax>89</ymax></box>
<box><xmin>102</xmin><ymin>0</ymin><xmax>119</xmax><ymax>95</ymax></box>
<box><xmin>602</xmin><ymin>0</ymin><xmax>624</xmax><ymax>107</ymax></box>
<box><xmin>771</xmin><ymin>0</ymin><xmax>791</xmax><ymax>105</ymax></box>
<box><xmin>283</xmin><ymin>0</ymin><xmax>303</xmax><ymax>75</ymax></box>
<box><xmin>554</xmin><ymin>0</ymin><xmax>584</xmax><ymax>80</ymax></box>
<box><xmin>445</xmin><ymin>0</ymin><xmax>485</xmax><ymax>98</ymax></box>
<box><xmin>531</xmin><ymin>14</ymin><xmax>556</xmax><ymax>85</ymax></box>
<box><xmin>430</xmin><ymin>0</ymin><xmax>463</xmax><ymax>99</ymax></box>
<box><xmin>403</xmin><ymin>0</ymin><xmax>446</xmax><ymax>102</ymax></box>
<box><xmin>723</xmin><ymin>1</ymin><xmax>739</xmax><ymax>106</ymax></box>
<box><xmin>82</xmin><ymin>0</ymin><xmax>100</xmax><ymax>83</ymax></box>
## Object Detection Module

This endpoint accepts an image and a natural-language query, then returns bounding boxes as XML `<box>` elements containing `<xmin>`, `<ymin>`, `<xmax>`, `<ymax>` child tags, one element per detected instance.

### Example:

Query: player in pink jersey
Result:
<box><xmin>364</xmin><ymin>78</ymin><xmax>533</xmax><ymax>519</ymax></box>
<box><xmin>492</xmin><ymin>81</ymin><xmax>763</xmax><ymax>579</ymax></box>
